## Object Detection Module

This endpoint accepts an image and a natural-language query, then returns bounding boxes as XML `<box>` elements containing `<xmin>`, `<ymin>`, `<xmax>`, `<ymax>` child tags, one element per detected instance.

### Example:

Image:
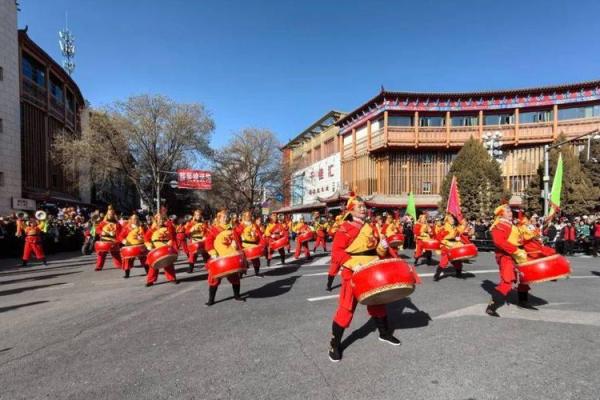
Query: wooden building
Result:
<box><xmin>336</xmin><ymin>81</ymin><xmax>600</xmax><ymax>208</ymax></box>
<box><xmin>18</xmin><ymin>29</ymin><xmax>86</xmax><ymax>204</ymax></box>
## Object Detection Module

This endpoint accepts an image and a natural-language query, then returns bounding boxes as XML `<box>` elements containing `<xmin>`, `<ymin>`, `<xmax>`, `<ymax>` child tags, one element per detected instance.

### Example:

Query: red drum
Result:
<box><xmin>447</xmin><ymin>243</ymin><xmax>478</xmax><ymax>261</ymax></box>
<box><xmin>95</xmin><ymin>241</ymin><xmax>116</xmax><ymax>254</ymax></box>
<box><xmin>188</xmin><ymin>240</ymin><xmax>205</xmax><ymax>255</ymax></box>
<box><xmin>147</xmin><ymin>246</ymin><xmax>178</xmax><ymax>270</ymax></box>
<box><xmin>351</xmin><ymin>258</ymin><xmax>419</xmax><ymax>306</ymax></box>
<box><xmin>517</xmin><ymin>254</ymin><xmax>571</xmax><ymax>284</ymax></box>
<box><xmin>243</xmin><ymin>244</ymin><xmax>264</xmax><ymax>260</ymax></box>
<box><xmin>269</xmin><ymin>236</ymin><xmax>289</xmax><ymax>251</ymax></box>
<box><xmin>420</xmin><ymin>239</ymin><xmax>441</xmax><ymax>251</ymax></box>
<box><xmin>206</xmin><ymin>252</ymin><xmax>245</xmax><ymax>279</ymax></box>
<box><xmin>297</xmin><ymin>231</ymin><xmax>314</xmax><ymax>243</ymax></box>
<box><xmin>387</xmin><ymin>233</ymin><xmax>405</xmax><ymax>249</ymax></box>
<box><xmin>120</xmin><ymin>244</ymin><xmax>147</xmax><ymax>259</ymax></box>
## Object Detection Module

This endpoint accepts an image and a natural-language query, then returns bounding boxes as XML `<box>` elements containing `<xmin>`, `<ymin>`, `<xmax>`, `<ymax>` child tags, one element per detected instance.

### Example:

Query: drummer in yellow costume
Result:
<box><xmin>241</xmin><ymin>211</ymin><xmax>264</xmax><ymax>277</ymax></box>
<box><xmin>204</xmin><ymin>209</ymin><xmax>243</xmax><ymax>306</ymax></box>
<box><xmin>328</xmin><ymin>194</ymin><xmax>399</xmax><ymax>363</ymax></box>
<box><xmin>413</xmin><ymin>214</ymin><xmax>432</xmax><ymax>265</ymax></box>
<box><xmin>433</xmin><ymin>215</ymin><xmax>465</xmax><ymax>281</ymax></box>
<box><xmin>118</xmin><ymin>214</ymin><xmax>147</xmax><ymax>278</ymax></box>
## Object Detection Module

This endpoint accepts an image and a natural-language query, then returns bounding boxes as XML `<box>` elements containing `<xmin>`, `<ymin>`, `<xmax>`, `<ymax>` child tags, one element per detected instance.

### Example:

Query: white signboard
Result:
<box><xmin>12</xmin><ymin>197</ymin><xmax>36</xmax><ymax>211</ymax></box>
<box><xmin>292</xmin><ymin>153</ymin><xmax>341</xmax><ymax>206</ymax></box>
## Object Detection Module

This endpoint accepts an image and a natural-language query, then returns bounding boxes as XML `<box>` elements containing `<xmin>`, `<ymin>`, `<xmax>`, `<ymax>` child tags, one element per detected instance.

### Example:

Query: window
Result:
<box><xmin>0</xmin><ymin>66</ymin><xmax>3</xmax><ymax>81</ymax></box>
<box><xmin>419</xmin><ymin>116</ymin><xmax>445</xmax><ymax>127</ymax></box>
<box><xmin>422</xmin><ymin>181</ymin><xmax>432</xmax><ymax>193</ymax></box>
<box><xmin>22</xmin><ymin>54</ymin><xmax>45</xmax><ymax>87</ymax></box>
<box><xmin>558</xmin><ymin>105</ymin><xmax>600</xmax><ymax>120</ymax></box>
<box><xmin>0</xmin><ymin>172</ymin><xmax>4</xmax><ymax>186</ymax></box>
<box><xmin>484</xmin><ymin>113</ymin><xmax>513</xmax><ymax>125</ymax></box>
<box><xmin>451</xmin><ymin>115</ymin><xmax>478</xmax><ymax>126</ymax></box>
<box><xmin>323</xmin><ymin>138</ymin><xmax>335</xmax><ymax>157</ymax></box>
<box><xmin>50</xmin><ymin>77</ymin><xmax>64</xmax><ymax>103</ymax></box>
<box><xmin>389</xmin><ymin>115</ymin><xmax>413</xmax><ymax>126</ymax></box>
<box><xmin>66</xmin><ymin>91</ymin><xmax>75</xmax><ymax>111</ymax></box>
<box><xmin>519</xmin><ymin>110</ymin><xmax>552</xmax><ymax>123</ymax></box>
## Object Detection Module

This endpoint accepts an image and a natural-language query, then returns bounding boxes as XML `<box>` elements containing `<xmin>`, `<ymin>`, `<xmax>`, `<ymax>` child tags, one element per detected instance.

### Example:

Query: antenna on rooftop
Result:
<box><xmin>59</xmin><ymin>12</ymin><xmax>76</xmax><ymax>75</ymax></box>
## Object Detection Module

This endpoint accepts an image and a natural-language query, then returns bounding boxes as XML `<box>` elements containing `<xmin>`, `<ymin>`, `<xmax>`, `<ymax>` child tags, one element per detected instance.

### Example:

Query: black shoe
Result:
<box><xmin>374</xmin><ymin>317</ymin><xmax>401</xmax><ymax>346</ymax></box>
<box><xmin>42</xmin><ymin>259</ymin><xmax>48</xmax><ymax>266</ymax></box>
<box><xmin>378</xmin><ymin>334</ymin><xmax>401</xmax><ymax>346</ymax></box>
<box><xmin>326</xmin><ymin>275</ymin><xmax>335</xmax><ymax>292</ymax></box>
<box><xmin>266</xmin><ymin>259</ymin><xmax>271</xmax><ymax>267</ymax></box>
<box><xmin>124</xmin><ymin>269</ymin><xmax>130</xmax><ymax>279</ymax></box>
<box><xmin>173</xmin><ymin>280</ymin><xmax>180</xmax><ymax>285</ymax></box>
<box><xmin>255</xmin><ymin>270</ymin><xmax>264</xmax><ymax>278</ymax></box>
<box><xmin>188</xmin><ymin>263</ymin><xmax>194</xmax><ymax>273</ymax></box>
<box><xmin>485</xmin><ymin>301</ymin><xmax>500</xmax><ymax>317</ymax></box>
<box><xmin>433</xmin><ymin>266</ymin><xmax>443</xmax><ymax>281</ymax></box>
<box><xmin>455</xmin><ymin>268</ymin><xmax>463</xmax><ymax>279</ymax></box>
<box><xmin>329</xmin><ymin>322</ymin><xmax>345</xmax><ymax>362</ymax></box>
<box><xmin>328</xmin><ymin>346</ymin><xmax>342</xmax><ymax>362</ymax></box>
<box><xmin>414</xmin><ymin>257</ymin><xmax>420</xmax><ymax>266</ymax></box>
<box><xmin>517</xmin><ymin>291</ymin><xmax>537</xmax><ymax>310</ymax></box>
<box><xmin>21</xmin><ymin>261</ymin><xmax>28</xmax><ymax>267</ymax></box>
<box><xmin>145</xmin><ymin>282</ymin><xmax>153</xmax><ymax>287</ymax></box>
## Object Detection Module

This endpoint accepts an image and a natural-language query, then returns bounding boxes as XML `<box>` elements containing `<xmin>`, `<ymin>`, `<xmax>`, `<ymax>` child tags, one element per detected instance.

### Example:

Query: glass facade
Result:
<box><xmin>519</xmin><ymin>110</ymin><xmax>552</xmax><ymax>123</ymax></box>
<box><xmin>22</xmin><ymin>54</ymin><xmax>45</xmax><ymax>87</ymax></box>
<box><xmin>484</xmin><ymin>113</ymin><xmax>513</xmax><ymax>125</ymax></box>
<box><xmin>419</xmin><ymin>116</ymin><xmax>445</xmax><ymax>127</ymax></box>
<box><xmin>50</xmin><ymin>77</ymin><xmax>64</xmax><ymax>103</ymax></box>
<box><xmin>558</xmin><ymin>105</ymin><xmax>600</xmax><ymax>120</ymax></box>
<box><xmin>451</xmin><ymin>115</ymin><xmax>478</xmax><ymax>126</ymax></box>
<box><xmin>388</xmin><ymin>115</ymin><xmax>413</xmax><ymax>126</ymax></box>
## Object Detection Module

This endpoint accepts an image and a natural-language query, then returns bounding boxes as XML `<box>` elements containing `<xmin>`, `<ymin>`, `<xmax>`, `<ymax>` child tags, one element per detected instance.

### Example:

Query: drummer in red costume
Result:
<box><xmin>264</xmin><ymin>213</ymin><xmax>287</xmax><ymax>266</ymax></box>
<box><xmin>517</xmin><ymin>213</ymin><xmax>555</xmax><ymax>259</ymax></box>
<box><xmin>204</xmin><ymin>209</ymin><xmax>244</xmax><ymax>305</ymax></box>
<box><xmin>413</xmin><ymin>214</ymin><xmax>432</xmax><ymax>266</ymax></box>
<box><xmin>328</xmin><ymin>194</ymin><xmax>400</xmax><ymax>363</ymax></box>
<box><xmin>185</xmin><ymin>210</ymin><xmax>209</xmax><ymax>273</ymax></box>
<box><xmin>174</xmin><ymin>216</ymin><xmax>189</xmax><ymax>257</ymax></box>
<box><xmin>118</xmin><ymin>214</ymin><xmax>147</xmax><ymax>278</ymax></box>
<box><xmin>485</xmin><ymin>204</ymin><xmax>534</xmax><ymax>317</ymax></box>
<box><xmin>326</xmin><ymin>215</ymin><xmax>343</xmax><ymax>291</ymax></box>
<box><xmin>382</xmin><ymin>214</ymin><xmax>401</xmax><ymax>258</ymax></box>
<box><xmin>293</xmin><ymin>216</ymin><xmax>313</xmax><ymax>260</ymax></box>
<box><xmin>240</xmin><ymin>211</ymin><xmax>264</xmax><ymax>277</ymax></box>
<box><xmin>144</xmin><ymin>214</ymin><xmax>178</xmax><ymax>287</ymax></box>
<box><xmin>94</xmin><ymin>206</ymin><xmax>122</xmax><ymax>271</ymax></box>
<box><xmin>16</xmin><ymin>215</ymin><xmax>47</xmax><ymax>267</ymax></box>
<box><xmin>312</xmin><ymin>213</ymin><xmax>328</xmax><ymax>252</ymax></box>
<box><xmin>433</xmin><ymin>214</ymin><xmax>464</xmax><ymax>281</ymax></box>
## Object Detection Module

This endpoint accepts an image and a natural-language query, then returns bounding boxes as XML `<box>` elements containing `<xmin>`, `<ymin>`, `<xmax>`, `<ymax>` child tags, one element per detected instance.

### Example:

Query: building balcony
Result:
<box><xmin>49</xmin><ymin>96</ymin><xmax>65</xmax><ymax>122</ymax></box>
<box><xmin>22</xmin><ymin>77</ymin><xmax>47</xmax><ymax>110</ymax></box>
<box><xmin>351</xmin><ymin>117</ymin><xmax>600</xmax><ymax>157</ymax></box>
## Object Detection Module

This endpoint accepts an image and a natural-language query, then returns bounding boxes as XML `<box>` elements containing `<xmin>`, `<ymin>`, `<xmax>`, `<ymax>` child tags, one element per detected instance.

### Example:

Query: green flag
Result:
<box><xmin>406</xmin><ymin>191</ymin><xmax>417</xmax><ymax>221</ymax></box>
<box><xmin>548</xmin><ymin>153</ymin><xmax>563</xmax><ymax>218</ymax></box>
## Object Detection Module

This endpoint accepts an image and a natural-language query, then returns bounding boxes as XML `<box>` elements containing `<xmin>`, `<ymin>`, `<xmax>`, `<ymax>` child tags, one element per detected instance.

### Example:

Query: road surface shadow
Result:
<box><xmin>176</xmin><ymin>272</ymin><xmax>209</xmax><ymax>283</ymax></box>
<box><xmin>341</xmin><ymin>297</ymin><xmax>431</xmax><ymax>350</ymax></box>
<box><xmin>0</xmin><ymin>300</ymin><xmax>49</xmax><ymax>313</ymax></box>
<box><xmin>0</xmin><ymin>348</ymin><xmax>11</xmax><ymax>353</ymax></box>
<box><xmin>242</xmin><ymin>276</ymin><xmax>299</xmax><ymax>299</ymax></box>
<box><xmin>0</xmin><ymin>282</ymin><xmax>68</xmax><ymax>297</ymax></box>
<box><xmin>263</xmin><ymin>264</ymin><xmax>301</xmax><ymax>277</ymax></box>
<box><xmin>591</xmin><ymin>271</ymin><xmax>600</xmax><ymax>277</ymax></box>
<box><xmin>0</xmin><ymin>263</ymin><xmax>83</xmax><ymax>276</ymax></box>
<box><xmin>0</xmin><ymin>271</ymin><xmax>82</xmax><ymax>285</ymax></box>
<box><xmin>481</xmin><ymin>279</ymin><xmax>548</xmax><ymax>306</ymax></box>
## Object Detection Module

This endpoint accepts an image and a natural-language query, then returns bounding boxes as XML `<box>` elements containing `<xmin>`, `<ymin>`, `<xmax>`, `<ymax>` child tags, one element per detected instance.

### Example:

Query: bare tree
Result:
<box><xmin>53</xmin><ymin>95</ymin><xmax>214</xmax><ymax>212</ymax></box>
<box><xmin>210</xmin><ymin>128</ymin><xmax>282</xmax><ymax>212</ymax></box>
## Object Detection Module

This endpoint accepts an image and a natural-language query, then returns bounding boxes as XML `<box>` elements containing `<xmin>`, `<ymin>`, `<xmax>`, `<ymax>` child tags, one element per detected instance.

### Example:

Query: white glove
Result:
<box><xmin>379</xmin><ymin>237</ymin><xmax>389</xmax><ymax>249</ymax></box>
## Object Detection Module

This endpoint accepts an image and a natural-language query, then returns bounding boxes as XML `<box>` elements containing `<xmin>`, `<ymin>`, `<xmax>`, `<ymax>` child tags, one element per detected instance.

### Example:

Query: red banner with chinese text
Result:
<box><xmin>177</xmin><ymin>169</ymin><xmax>212</xmax><ymax>190</ymax></box>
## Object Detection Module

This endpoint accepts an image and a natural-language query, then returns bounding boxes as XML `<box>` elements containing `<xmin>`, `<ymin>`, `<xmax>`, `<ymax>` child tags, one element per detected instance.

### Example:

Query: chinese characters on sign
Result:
<box><xmin>176</xmin><ymin>169</ymin><xmax>212</xmax><ymax>190</ymax></box>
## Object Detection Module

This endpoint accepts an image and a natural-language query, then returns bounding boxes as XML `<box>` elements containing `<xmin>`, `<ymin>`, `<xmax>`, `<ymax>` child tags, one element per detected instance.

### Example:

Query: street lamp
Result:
<box><xmin>543</xmin><ymin>129</ymin><xmax>600</xmax><ymax>217</ymax></box>
<box><xmin>483</xmin><ymin>131</ymin><xmax>503</xmax><ymax>161</ymax></box>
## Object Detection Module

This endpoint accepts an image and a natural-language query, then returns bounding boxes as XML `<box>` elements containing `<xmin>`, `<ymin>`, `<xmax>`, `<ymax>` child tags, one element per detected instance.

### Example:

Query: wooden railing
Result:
<box><xmin>341</xmin><ymin>117</ymin><xmax>600</xmax><ymax>160</ymax></box>
<box><xmin>22</xmin><ymin>77</ymin><xmax>47</xmax><ymax>109</ymax></box>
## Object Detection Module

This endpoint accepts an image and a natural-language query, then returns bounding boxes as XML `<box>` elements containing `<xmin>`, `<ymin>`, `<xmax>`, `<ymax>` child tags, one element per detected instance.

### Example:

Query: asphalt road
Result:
<box><xmin>1</xmin><ymin>246</ymin><xmax>599</xmax><ymax>400</ymax></box>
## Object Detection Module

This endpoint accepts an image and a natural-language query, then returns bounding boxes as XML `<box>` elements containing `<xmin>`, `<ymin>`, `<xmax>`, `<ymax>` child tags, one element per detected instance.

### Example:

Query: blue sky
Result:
<box><xmin>18</xmin><ymin>0</ymin><xmax>600</xmax><ymax>147</ymax></box>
